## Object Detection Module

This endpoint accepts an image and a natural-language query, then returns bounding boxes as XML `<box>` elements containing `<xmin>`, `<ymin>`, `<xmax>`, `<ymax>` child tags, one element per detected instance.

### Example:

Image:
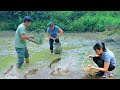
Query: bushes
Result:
<box><xmin>29</xmin><ymin>21</ymin><xmax>47</xmax><ymax>30</ymax></box>
<box><xmin>0</xmin><ymin>22</ymin><xmax>9</xmax><ymax>30</ymax></box>
<box><xmin>0</xmin><ymin>11</ymin><xmax>120</xmax><ymax>32</ymax></box>
<box><xmin>0</xmin><ymin>22</ymin><xmax>18</xmax><ymax>31</ymax></box>
<box><xmin>68</xmin><ymin>15</ymin><xmax>98</xmax><ymax>32</ymax></box>
<box><xmin>68</xmin><ymin>13</ymin><xmax>120</xmax><ymax>32</ymax></box>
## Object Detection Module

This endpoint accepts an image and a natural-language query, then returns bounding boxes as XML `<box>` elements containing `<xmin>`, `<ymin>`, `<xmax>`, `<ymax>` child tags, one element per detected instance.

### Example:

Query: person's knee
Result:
<box><xmin>50</xmin><ymin>41</ymin><xmax>53</xmax><ymax>45</ymax></box>
<box><xmin>93</xmin><ymin>57</ymin><xmax>101</xmax><ymax>63</ymax></box>
<box><xmin>18</xmin><ymin>52</ymin><xmax>24</xmax><ymax>62</ymax></box>
<box><xmin>108</xmin><ymin>66</ymin><xmax>115</xmax><ymax>71</ymax></box>
<box><xmin>24</xmin><ymin>47</ymin><xmax>29</xmax><ymax>58</ymax></box>
<box><xmin>18</xmin><ymin>56</ymin><xmax>24</xmax><ymax>62</ymax></box>
<box><xmin>17</xmin><ymin>57</ymin><xmax>24</xmax><ymax>68</ymax></box>
<box><xmin>17</xmin><ymin>48</ymin><xmax>25</xmax><ymax>57</ymax></box>
<box><xmin>50</xmin><ymin>44</ymin><xmax>53</xmax><ymax>49</ymax></box>
<box><xmin>93</xmin><ymin>57</ymin><xmax>97</xmax><ymax>63</ymax></box>
<box><xmin>18</xmin><ymin>53</ymin><xmax>24</xmax><ymax>57</ymax></box>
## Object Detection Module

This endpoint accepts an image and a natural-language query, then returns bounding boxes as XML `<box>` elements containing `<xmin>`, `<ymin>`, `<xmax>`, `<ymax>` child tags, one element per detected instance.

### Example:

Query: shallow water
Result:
<box><xmin>24</xmin><ymin>47</ymin><xmax>95</xmax><ymax>79</ymax></box>
<box><xmin>0</xmin><ymin>31</ymin><xmax>120</xmax><ymax>79</ymax></box>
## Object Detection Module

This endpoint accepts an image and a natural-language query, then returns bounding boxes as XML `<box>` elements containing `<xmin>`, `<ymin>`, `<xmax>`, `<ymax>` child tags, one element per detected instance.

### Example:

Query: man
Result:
<box><xmin>15</xmin><ymin>16</ymin><xmax>34</xmax><ymax>69</ymax></box>
<box><xmin>47</xmin><ymin>22</ymin><xmax>63</xmax><ymax>53</ymax></box>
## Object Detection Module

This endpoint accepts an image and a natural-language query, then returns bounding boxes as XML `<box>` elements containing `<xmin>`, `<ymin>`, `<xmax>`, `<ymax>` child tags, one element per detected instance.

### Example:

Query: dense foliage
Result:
<box><xmin>0</xmin><ymin>11</ymin><xmax>120</xmax><ymax>32</ymax></box>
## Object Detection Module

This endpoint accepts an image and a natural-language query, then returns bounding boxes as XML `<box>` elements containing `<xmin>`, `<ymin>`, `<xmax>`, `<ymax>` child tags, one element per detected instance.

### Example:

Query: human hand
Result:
<box><xmin>28</xmin><ymin>37</ymin><xmax>33</xmax><ymax>41</ymax></box>
<box><xmin>88</xmin><ymin>64</ymin><xmax>95</xmax><ymax>69</ymax></box>
<box><xmin>29</xmin><ymin>36</ymin><xmax>35</xmax><ymax>39</ymax></box>
<box><xmin>89</xmin><ymin>55</ymin><xmax>93</xmax><ymax>58</ymax></box>
<box><xmin>53</xmin><ymin>38</ymin><xmax>56</xmax><ymax>41</ymax></box>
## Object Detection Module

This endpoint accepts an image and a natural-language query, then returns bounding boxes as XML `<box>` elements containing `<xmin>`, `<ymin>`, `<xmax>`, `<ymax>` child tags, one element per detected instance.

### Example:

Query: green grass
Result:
<box><xmin>0</xmin><ymin>56</ymin><xmax>16</xmax><ymax>74</ymax></box>
<box><xmin>29</xmin><ymin>46</ymin><xmax>81</xmax><ymax>62</ymax></box>
<box><xmin>0</xmin><ymin>46</ymin><xmax>80</xmax><ymax>75</ymax></box>
<box><xmin>30</xmin><ymin>49</ymin><xmax>62</xmax><ymax>63</ymax></box>
<box><xmin>62</xmin><ymin>46</ymin><xmax>81</xmax><ymax>50</ymax></box>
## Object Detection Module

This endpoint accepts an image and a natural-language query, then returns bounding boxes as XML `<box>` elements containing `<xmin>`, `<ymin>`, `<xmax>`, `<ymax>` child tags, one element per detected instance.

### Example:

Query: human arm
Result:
<box><xmin>21</xmin><ymin>34</ymin><xmax>34</xmax><ymax>41</ymax></box>
<box><xmin>56</xmin><ymin>29</ymin><xmax>64</xmax><ymax>39</ymax></box>
<box><xmin>88</xmin><ymin>55</ymin><xmax>99</xmax><ymax>58</ymax></box>
<box><xmin>47</xmin><ymin>33</ymin><xmax>55</xmax><ymax>40</ymax></box>
<box><xmin>88</xmin><ymin>62</ymin><xmax>110</xmax><ymax>73</ymax></box>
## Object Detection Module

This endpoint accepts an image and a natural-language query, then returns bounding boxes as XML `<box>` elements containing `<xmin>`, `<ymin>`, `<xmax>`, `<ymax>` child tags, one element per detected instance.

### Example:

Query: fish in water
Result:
<box><xmin>50</xmin><ymin>68</ymin><xmax>61</xmax><ymax>74</ymax></box>
<box><xmin>48</xmin><ymin>58</ymin><xmax>61</xmax><ymax>68</ymax></box>
<box><xmin>4</xmin><ymin>65</ymin><xmax>14</xmax><ymax>75</ymax></box>
<box><xmin>3</xmin><ymin>65</ymin><xmax>21</xmax><ymax>79</ymax></box>
<box><xmin>50</xmin><ymin>67</ymin><xmax>69</xmax><ymax>75</ymax></box>
<box><xmin>23</xmin><ymin>69</ymin><xmax>38</xmax><ymax>79</ymax></box>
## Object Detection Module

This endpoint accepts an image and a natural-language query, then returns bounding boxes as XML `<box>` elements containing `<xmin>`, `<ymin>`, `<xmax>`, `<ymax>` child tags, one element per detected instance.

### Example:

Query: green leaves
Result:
<box><xmin>0</xmin><ymin>11</ymin><xmax>120</xmax><ymax>33</ymax></box>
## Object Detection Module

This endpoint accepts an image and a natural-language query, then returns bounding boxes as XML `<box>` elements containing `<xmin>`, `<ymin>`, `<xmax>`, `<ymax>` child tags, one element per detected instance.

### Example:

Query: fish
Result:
<box><xmin>50</xmin><ymin>68</ymin><xmax>61</xmax><ymax>74</ymax></box>
<box><xmin>4</xmin><ymin>65</ymin><xmax>14</xmax><ymax>75</ymax></box>
<box><xmin>50</xmin><ymin>67</ymin><xmax>68</xmax><ymax>75</ymax></box>
<box><xmin>23</xmin><ymin>69</ymin><xmax>38</xmax><ymax>79</ymax></box>
<box><xmin>48</xmin><ymin>58</ymin><xmax>61</xmax><ymax>69</ymax></box>
<box><xmin>3</xmin><ymin>65</ymin><xmax>21</xmax><ymax>79</ymax></box>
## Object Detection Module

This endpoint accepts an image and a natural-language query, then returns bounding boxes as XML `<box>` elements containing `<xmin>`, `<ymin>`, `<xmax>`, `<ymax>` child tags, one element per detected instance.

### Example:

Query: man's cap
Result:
<box><xmin>49</xmin><ymin>22</ymin><xmax>54</xmax><ymax>27</ymax></box>
<box><xmin>23</xmin><ymin>16</ymin><xmax>32</xmax><ymax>22</ymax></box>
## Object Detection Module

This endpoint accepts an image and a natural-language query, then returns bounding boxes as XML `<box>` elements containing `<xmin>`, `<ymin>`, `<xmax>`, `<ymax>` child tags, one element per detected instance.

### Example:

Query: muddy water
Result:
<box><xmin>0</xmin><ymin>32</ymin><xmax>102</xmax><ymax>79</ymax></box>
<box><xmin>26</xmin><ymin>47</ymin><xmax>93</xmax><ymax>79</ymax></box>
<box><xmin>0</xmin><ymin>37</ymin><xmax>16</xmax><ymax>59</ymax></box>
<box><xmin>0</xmin><ymin>31</ymin><xmax>120</xmax><ymax>79</ymax></box>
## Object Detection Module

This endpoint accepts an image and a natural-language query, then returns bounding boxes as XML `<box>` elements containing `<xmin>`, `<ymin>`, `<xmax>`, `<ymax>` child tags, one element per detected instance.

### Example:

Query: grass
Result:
<box><xmin>29</xmin><ymin>46</ymin><xmax>81</xmax><ymax>63</ymax></box>
<box><xmin>0</xmin><ymin>56</ymin><xmax>16</xmax><ymax>75</ymax></box>
<box><xmin>62</xmin><ymin>46</ymin><xmax>81</xmax><ymax>50</ymax></box>
<box><xmin>30</xmin><ymin>49</ymin><xmax>62</xmax><ymax>63</ymax></box>
<box><xmin>107</xmin><ymin>28</ymin><xmax>120</xmax><ymax>36</ymax></box>
<box><xmin>0</xmin><ymin>45</ymin><xmax>80</xmax><ymax>75</ymax></box>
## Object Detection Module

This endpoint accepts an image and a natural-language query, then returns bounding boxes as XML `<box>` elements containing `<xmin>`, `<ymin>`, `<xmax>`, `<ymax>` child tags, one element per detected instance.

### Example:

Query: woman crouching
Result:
<box><xmin>88</xmin><ymin>42</ymin><xmax>116</xmax><ymax>78</ymax></box>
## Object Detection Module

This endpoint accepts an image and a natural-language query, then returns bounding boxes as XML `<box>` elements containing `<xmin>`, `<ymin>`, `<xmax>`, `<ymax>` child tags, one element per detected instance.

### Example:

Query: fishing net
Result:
<box><xmin>29</xmin><ymin>29</ymin><xmax>45</xmax><ymax>45</ymax></box>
